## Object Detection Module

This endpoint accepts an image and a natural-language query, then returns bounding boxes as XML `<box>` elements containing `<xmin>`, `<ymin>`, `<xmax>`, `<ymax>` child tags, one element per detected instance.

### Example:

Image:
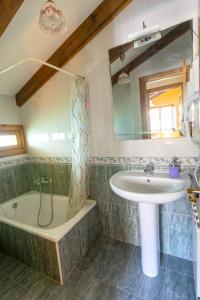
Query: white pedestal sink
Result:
<box><xmin>110</xmin><ymin>171</ymin><xmax>191</xmax><ymax>277</ymax></box>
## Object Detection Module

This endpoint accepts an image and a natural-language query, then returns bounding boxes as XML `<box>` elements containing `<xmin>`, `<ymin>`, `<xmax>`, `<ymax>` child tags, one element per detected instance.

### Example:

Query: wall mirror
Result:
<box><xmin>109</xmin><ymin>20</ymin><xmax>193</xmax><ymax>140</ymax></box>
<box><xmin>187</xmin><ymin>92</ymin><xmax>200</xmax><ymax>150</ymax></box>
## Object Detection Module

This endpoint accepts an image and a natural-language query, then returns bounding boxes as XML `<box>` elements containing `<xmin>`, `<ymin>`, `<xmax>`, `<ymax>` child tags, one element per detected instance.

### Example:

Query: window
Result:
<box><xmin>150</xmin><ymin>105</ymin><xmax>177</xmax><ymax>132</ymax></box>
<box><xmin>0</xmin><ymin>125</ymin><xmax>26</xmax><ymax>157</ymax></box>
<box><xmin>139</xmin><ymin>66</ymin><xmax>187</xmax><ymax>139</ymax></box>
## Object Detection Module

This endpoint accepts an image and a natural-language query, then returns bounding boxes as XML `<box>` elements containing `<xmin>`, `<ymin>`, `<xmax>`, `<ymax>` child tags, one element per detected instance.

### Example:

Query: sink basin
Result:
<box><xmin>110</xmin><ymin>171</ymin><xmax>191</xmax><ymax>204</ymax></box>
<box><xmin>110</xmin><ymin>170</ymin><xmax>191</xmax><ymax>278</ymax></box>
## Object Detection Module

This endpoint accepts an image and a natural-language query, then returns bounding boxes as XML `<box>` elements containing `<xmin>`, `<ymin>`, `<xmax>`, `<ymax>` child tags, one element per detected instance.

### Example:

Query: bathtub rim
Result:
<box><xmin>0</xmin><ymin>191</ymin><xmax>96</xmax><ymax>242</ymax></box>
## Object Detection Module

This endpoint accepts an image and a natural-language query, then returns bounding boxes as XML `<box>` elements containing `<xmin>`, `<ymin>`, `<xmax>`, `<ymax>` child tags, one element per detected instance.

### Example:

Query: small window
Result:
<box><xmin>0</xmin><ymin>125</ymin><xmax>26</xmax><ymax>158</ymax></box>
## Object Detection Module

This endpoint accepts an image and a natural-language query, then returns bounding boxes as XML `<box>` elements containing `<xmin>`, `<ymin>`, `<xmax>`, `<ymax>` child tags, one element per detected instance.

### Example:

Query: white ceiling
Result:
<box><xmin>0</xmin><ymin>0</ymin><xmax>102</xmax><ymax>96</ymax></box>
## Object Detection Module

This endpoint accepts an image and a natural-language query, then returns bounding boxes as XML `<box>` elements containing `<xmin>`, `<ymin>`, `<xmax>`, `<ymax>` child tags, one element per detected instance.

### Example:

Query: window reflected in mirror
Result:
<box><xmin>139</xmin><ymin>66</ymin><xmax>188</xmax><ymax>139</ymax></box>
<box><xmin>149</xmin><ymin>86</ymin><xmax>182</xmax><ymax>139</ymax></box>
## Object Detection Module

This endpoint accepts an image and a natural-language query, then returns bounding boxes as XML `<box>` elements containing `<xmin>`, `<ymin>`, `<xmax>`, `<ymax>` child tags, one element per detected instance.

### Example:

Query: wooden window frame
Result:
<box><xmin>139</xmin><ymin>66</ymin><xmax>190</xmax><ymax>139</ymax></box>
<box><xmin>0</xmin><ymin>125</ymin><xmax>26</xmax><ymax>158</ymax></box>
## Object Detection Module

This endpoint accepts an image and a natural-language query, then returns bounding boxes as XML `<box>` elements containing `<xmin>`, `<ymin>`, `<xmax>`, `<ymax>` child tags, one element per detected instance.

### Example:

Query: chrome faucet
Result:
<box><xmin>34</xmin><ymin>177</ymin><xmax>53</xmax><ymax>186</ymax></box>
<box><xmin>144</xmin><ymin>162</ymin><xmax>154</xmax><ymax>175</ymax></box>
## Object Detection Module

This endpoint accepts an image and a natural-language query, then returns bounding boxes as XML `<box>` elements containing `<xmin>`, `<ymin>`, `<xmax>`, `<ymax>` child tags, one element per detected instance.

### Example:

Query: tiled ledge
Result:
<box><xmin>0</xmin><ymin>157</ymin><xmax>28</xmax><ymax>169</ymax></box>
<box><xmin>26</xmin><ymin>157</ymin><xmax>72</xmax><ymax>164</ymax></box>
<box><xmin>0</xmin><ymin>156</ymin><xmax>72</xmax><ymax>169</ymax></box>
<box><xmin>89</xmin><ymin>157</ymin><xmax>199</xmax><ymax>167</ymax></box>
<box><xmin>0</xmin><ymin>156</ymin><xmax>198</xmax><ymax>169</ymax></box>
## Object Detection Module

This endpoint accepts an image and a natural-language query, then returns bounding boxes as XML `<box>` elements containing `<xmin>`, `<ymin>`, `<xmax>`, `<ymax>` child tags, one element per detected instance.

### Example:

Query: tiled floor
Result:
<box><xmin>0</xmin><ymin>236</ymin><xmax>196</xmax><ymax>300</ymax></box>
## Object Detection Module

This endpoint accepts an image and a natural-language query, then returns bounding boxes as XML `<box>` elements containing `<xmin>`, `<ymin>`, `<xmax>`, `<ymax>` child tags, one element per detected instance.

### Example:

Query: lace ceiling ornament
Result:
<box><xmin>39</xmin><ymin>0</ymin><xmax>66</xmax><ymax>35</ymax></box>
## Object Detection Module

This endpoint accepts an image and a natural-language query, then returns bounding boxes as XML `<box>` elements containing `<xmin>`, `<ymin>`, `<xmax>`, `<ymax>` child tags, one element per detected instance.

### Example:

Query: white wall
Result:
<box><xmin>68</xmin><ymin>0</ymin><xmax>200</xmax><ymax>157</ymax></box>
<box><xmin>0</xmin><ymin>94</ymin><xmax>21</xmax><ymax>124</ymax></box>
<box><xmin>20</xmin><ymin>0</ymin><xmax>199</xmax><ymax>157</ymax></box>
<box><xmin>20</xmin><ymin>73</ymin><xmax>72</xmax><ymax>157</ymax></box>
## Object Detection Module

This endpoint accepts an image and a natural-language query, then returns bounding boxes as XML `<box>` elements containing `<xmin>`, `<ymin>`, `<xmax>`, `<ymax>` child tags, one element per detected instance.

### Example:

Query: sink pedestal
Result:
<box><xmin>139</xmin><ymin>203</ymin><xmax>160</xmax><ymax>277</ymax></box>
<box><xmin>110</xmin><ymin>170</ymin><xmax>191</xmax><ymax>277</ymax></box>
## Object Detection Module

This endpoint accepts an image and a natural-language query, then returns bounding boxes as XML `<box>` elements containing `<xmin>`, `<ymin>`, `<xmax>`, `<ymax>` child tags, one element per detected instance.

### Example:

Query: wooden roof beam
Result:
<box><xmin>16</xmin><ymin>0</ymin><xmax>133</xmax><ymax>107</ymax></box>
<box><xmin>0</xmin><ymin>0</ymin><xmax>24</xmax><ymax>37</ymax></box>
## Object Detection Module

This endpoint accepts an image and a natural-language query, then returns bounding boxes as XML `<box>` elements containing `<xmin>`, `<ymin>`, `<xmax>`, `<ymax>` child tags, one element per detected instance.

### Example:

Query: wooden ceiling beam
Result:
<box><xmin>111</xmin><ymin>20</ymin><xmax>191</xmax><ymax>85</ymax></box>
<box><xmin>109</xmin><ymin>41</ymin><xmax>133</xmax><ymax>64</ymax></box>
<box><xmin>16</xmin><ymin>0</ymin><xmax>133</xmax><ymax>107</ymax></box>
<box><xmin>0</xmin><ymin>0</ymin><xmax>24</xmax><ymax>37</ymax></box>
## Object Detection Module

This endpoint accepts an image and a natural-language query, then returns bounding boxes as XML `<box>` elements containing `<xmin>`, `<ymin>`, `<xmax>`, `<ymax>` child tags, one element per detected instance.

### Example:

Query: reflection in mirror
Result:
<box><xmin>187</xmin><ymin>94</ymin><xmax>200</xmax><ymax>149</ymax></box>
<box><xmin>109</xmin><ymin>20</ymin><xmax>193</xmax><ymax>140</ymax></box>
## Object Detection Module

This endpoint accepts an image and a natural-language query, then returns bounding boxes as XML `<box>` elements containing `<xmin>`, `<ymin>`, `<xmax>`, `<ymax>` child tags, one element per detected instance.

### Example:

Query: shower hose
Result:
<box><xmin>37</xmin><ymin>178</ymin><xmax>54</xmax><ymax>227</ymax></box>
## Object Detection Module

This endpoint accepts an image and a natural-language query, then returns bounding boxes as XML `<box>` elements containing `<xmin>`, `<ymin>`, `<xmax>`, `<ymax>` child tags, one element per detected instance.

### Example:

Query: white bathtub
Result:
<box><xmin>0</xmin><ymin>191</ymin><xmax>96</xmax><ymax>242</ymax></box>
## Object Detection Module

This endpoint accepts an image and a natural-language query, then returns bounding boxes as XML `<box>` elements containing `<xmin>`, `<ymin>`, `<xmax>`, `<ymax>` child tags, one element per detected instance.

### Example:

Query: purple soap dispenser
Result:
<box><xmin>169</xmin><ymin>157</ymin><xmax>180</xmax><ymax>178</ymax></box>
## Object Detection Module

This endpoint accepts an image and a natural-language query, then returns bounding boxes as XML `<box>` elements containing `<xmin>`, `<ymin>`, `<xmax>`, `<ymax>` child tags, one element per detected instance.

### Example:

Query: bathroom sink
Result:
<box><xmin>110</xmin><ymin>170</ymin><xmax>191</xmax><ymax>278</ymax></box>
<box><xmin>110</xmin><ymin>171</ymin><xmax>191</xmax><ymax>204</ymax></box>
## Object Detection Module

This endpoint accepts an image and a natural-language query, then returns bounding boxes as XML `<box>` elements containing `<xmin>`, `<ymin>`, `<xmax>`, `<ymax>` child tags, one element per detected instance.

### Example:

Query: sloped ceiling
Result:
<box><xmin>0</xmin><ymin>0</ymin><xmax>102</xmax><ymax>96</ymax></box>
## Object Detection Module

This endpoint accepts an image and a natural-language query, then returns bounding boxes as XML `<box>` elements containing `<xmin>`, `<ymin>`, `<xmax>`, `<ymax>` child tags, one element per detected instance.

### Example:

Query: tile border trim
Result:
<box><xmin>89</xmin><ymin>157</ymin><xmax>199</xmax><ymax>167</ymax></box>
<box><xmin>0</xmin><ymin>158</ymin><xmax>27</xmax><ymax>169</ymax></box>
<box><xmin>0</xmin><ymin>156</ymin><xmax>198</xmax><ymax>169</ymax></box>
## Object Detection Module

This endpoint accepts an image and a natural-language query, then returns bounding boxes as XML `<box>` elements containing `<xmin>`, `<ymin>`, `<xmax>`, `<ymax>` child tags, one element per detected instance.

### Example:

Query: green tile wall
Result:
<box><xmin>89</xmin><ymin>164</ymin><xmax>193</xmax><ymax>261</ymax></box>
<box><xmin>0</xmin><ymin>159</ymin><xmax>194</xmax><ymax>261</ymax></box>
<box><xmin>0</xmin><ymin>163</ymin><xmax>71</xmax><ymax>204</ymax></box>
<box><xmin>89</xmin><ymin>165</ymin><xmax>140</xmax><ymax>246</ymax></box>
<box><xmin>0</xmin><ymin>164</ymin><xmax>31</xmax><ymax>204</ymax></box>
<box><xmin>29</xmin><ymin>163</ymin><xmax>71</xmax><ymax>195</ymax></box>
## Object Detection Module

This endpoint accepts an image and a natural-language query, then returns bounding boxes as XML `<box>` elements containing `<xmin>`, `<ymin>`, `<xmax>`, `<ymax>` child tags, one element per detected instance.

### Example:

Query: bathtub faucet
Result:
<box><xmin>34</xmin><ymin>177</ymin><xmax>53</xmax><ymax>186</ymax></box>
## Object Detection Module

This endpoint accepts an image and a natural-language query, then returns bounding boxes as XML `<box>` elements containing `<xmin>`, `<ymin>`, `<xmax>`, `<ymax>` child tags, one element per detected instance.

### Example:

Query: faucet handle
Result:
<box><xmin>144</xmin><ymin>162</ymin><xmax>154</xmax><ymax>174</ymax></box>
<box><xmin>34</xmin><ymin>177</ymin><xmax>53</xmax><ymax>186</ymax></box>
<box><xmin>145</xmin><ymin>162</ymin><xmax>154</xmax><ymax>168</ymax></box>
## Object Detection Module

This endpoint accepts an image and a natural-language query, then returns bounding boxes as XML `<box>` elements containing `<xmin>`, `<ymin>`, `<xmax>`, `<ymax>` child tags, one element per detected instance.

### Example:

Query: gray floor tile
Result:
<box><xmin>166</xmin><ymin>254</ymin><xmax>193</xmax><ymax>277</ymax></box>
<box><xmin>61</xmin><ymin>268</ymin><xmax>140</xmax><ymax>300</ymax></box>
<box><xmin>127</xmin><ymin>246</ymin><xmax>167</xmax><ymax>270</ymax></box>
<box><xmin>119</xmin><ymin>265</ymin><xmax>165</xmax><ymax>300</ymax></box>
<box><xmin>4</xmin><ymin>260</ymin><xmax>27</xmax><ymax>279</ymax></box>
<box><xmin>0</xmin><ymin>270</ymin><xmax>9</xmax><ymax>282</ymax></box>
<box><xmin>77</xmin><ymin>241</ymin><xmax>107</xmax><ymax>274</ymax></box>
<box><xmin>78</xmin><ymin>238</ymin><xmax>132</xmax><ymax>286</ymax></box>
<box><xmin>8</xmin><ymin>262</ymin><xmax>47</xmax><ymax>292</ymax></box>
<box><xmin>164</xmin><ymin>269</ymin><xmax>196</xmax><ymax>300</ymax></box>
<box><xmin>20</xmin><ymin>270</ymin><xmax>50</xmax><ymax>293</ymax></box>
<box><xmin>31</xmin><ymin>279</ymin><xmax>63</xmax><ymax>300</ymax></box>
<box><xmin>95</xmin><ymin>236</ymin><xmax>118</xmax><ymax>250</ymax></box>
<box><xmin>160</xmin><ymin>252</ymin><xmax>168</xmax><ymax>268</ymax></box>
<box><xmin>61</xmin><ymin>268</ymin><xmax>100</xmax><ymax>300</ymax></box>
<box><xmin>0</xmin><ymin>255</ymin><xmax>20</xmax><ymax>274</ymax></box>
<box><xmin>120</xmin><ymin>242</ymin><xmax>165</xmax><ymax>299</ymax></box>
<box><xmin>0</xmin><ymin>237</ymin><xmax>197</xmax><ymax>300</ymax></box>
<box><xmin>0</xmin><ymin>278</ymin><xmax>32</xmax><ymax>300</ymax></box>
<box><xmin>88</xmin><ymin>281</ymin><xmax>140</xmax><ymax>300</ymax></box>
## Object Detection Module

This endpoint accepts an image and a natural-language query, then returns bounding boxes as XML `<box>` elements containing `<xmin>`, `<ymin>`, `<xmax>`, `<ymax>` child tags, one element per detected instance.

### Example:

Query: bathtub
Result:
<box><xmin>0</xmin><ymin>191</ymin><xmax>96</xmax><ymax>242</ymax></box>
<box><xmin>0</xmin><ymin>191</ymin><xmax>98</xmax><ymax>284</ymax></box>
